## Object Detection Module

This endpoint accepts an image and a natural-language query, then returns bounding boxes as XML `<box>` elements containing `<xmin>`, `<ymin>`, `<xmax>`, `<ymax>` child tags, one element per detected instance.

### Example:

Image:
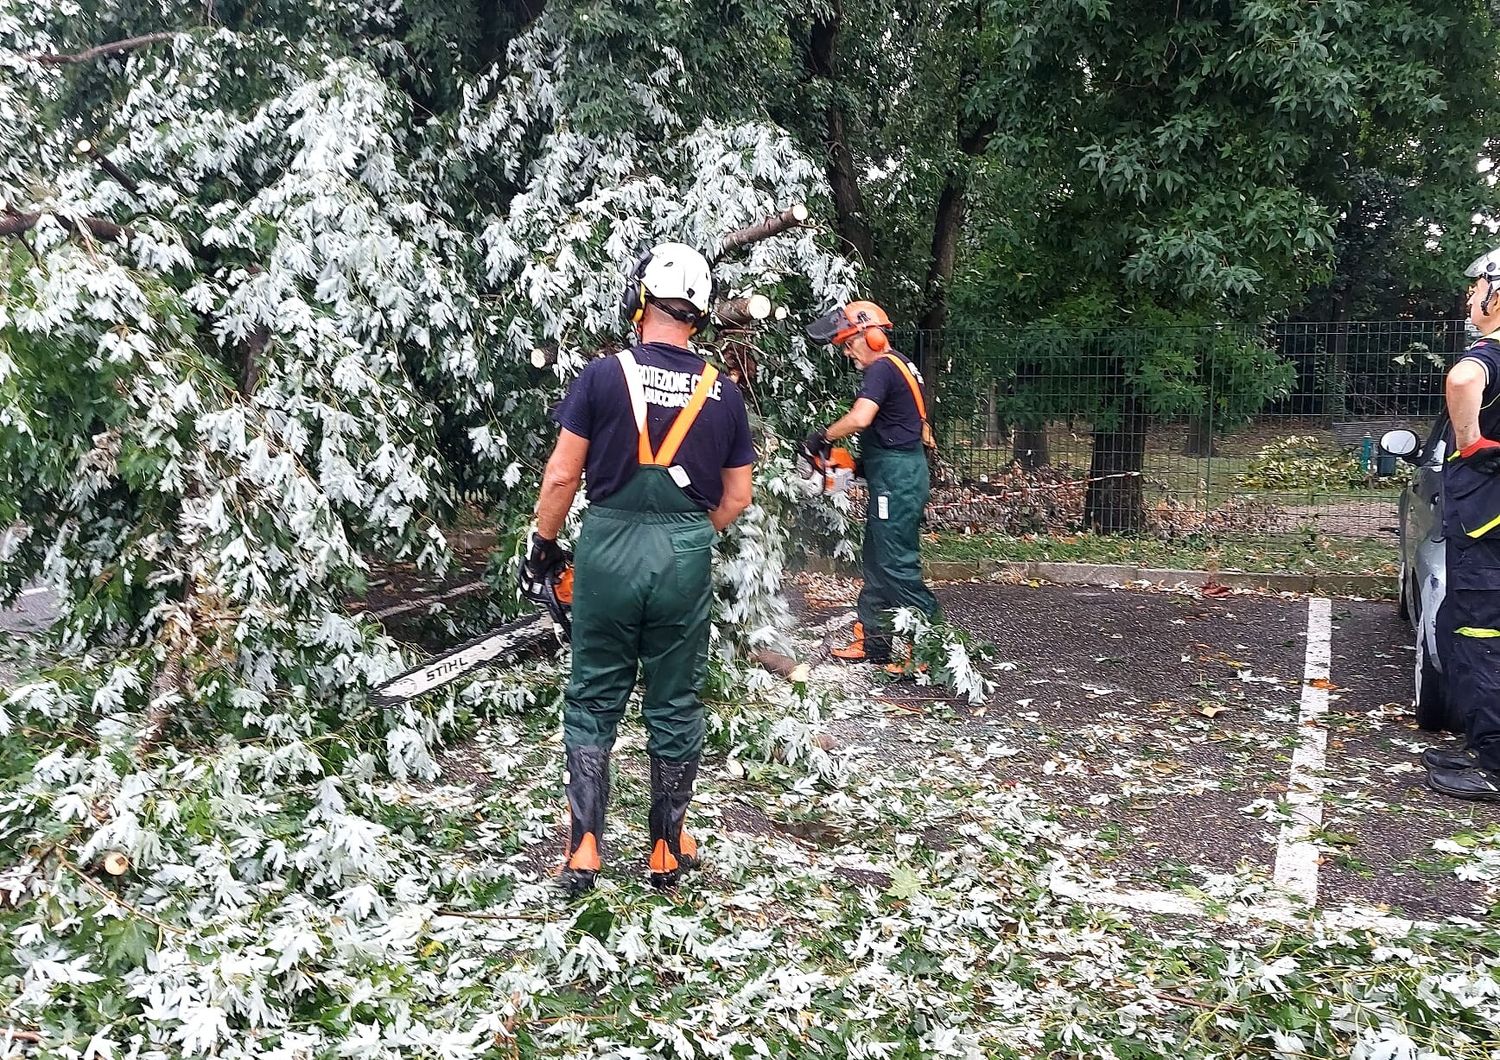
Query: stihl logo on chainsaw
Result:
<box><xmin>371</xmin><ymin>565</ymin><xmax>573</xmax><ymax>707</ymax></box>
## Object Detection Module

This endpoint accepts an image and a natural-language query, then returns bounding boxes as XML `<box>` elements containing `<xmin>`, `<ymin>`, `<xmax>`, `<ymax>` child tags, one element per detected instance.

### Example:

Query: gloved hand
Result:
<box><xmin>519</xmin><ymin>532</ymin><xmax>571</xmax><ymax>602</ymax></box>
<box><xmin>1460</xmin><ymin>437</ymin><xmax>1500</xmax><ymax>475</ymax></box>
<box><xmin>800</xmin><ymin>427</ymin><xmax>832</xmax><ymax>462</ymax></box>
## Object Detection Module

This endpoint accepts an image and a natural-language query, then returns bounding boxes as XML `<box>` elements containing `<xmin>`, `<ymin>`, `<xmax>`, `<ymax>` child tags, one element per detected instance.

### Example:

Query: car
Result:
<box><xmin>1383</xmin><ymin>419</ymin><xmax>1463</xmax><ymax>732</ymax></box>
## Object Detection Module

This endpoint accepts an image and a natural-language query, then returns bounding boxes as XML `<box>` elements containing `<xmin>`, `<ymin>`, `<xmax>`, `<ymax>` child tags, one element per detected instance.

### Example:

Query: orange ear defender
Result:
<box><xmin>864</xmin><ymin>326</ymin><xmax>889</xmax><ymax>352</ymax></box>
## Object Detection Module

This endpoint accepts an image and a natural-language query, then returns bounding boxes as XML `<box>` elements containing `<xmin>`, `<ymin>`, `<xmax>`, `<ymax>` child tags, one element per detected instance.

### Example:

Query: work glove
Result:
<box><xmin>519</xmin><ymin>532</ymin><xmax>571</xmax><ymax>602</ymax></box>
<box><xmin>1459</xmin><ymin>437</ymin><xmax>1500</xmax><ymax>475</ymax></box>
<box><xmin>800</xmin><ymin>427</ymin><xmax>832</xmax><ymax>463</ymax></box>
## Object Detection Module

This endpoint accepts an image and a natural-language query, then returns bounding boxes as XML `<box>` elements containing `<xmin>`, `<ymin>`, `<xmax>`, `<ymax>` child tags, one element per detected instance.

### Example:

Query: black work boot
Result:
<box><xmin>647</xmin><ymin>754</ymin><xmax>700</xmax><ymax>890</ymax></box>
<box><xmin>560</xmin><ymin>746</ymin><xmax>610</xmax><ymax>897</ymax></box>
<box><xmin>1426</xmin><ymin>764</ymin><xmax>1500</xmax><ymax>802</ymax></box>
<box><xmin>1422</xmin><ymin>745</ymin><xmax>1479</xmax><ymax>772</ymax></box>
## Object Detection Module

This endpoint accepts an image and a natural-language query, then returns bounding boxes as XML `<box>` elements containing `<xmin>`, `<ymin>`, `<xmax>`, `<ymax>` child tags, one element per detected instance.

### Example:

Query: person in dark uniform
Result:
<box><xmin>521</xmin><ymin>242</ymin><xmax>756</xmax><ymax>893</ymax></box>
<box><xmin>803</xmin><ymin>301</ymin><xmax>939</xmax><ymax>665</ymax></box>
<box><xmin>1425</xmin><ymin>247</ymin><xmax>1500</xmax><ymax>801</ymax></box>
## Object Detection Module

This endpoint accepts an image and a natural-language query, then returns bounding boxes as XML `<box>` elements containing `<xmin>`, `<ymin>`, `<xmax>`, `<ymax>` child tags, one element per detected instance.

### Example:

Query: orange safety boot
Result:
<box><xmin>832</xmin><ymin>621</ymin><xmax>891</xmax><ymax>663</ymax></box>
<box><xmin>647</xmin><ymin>755</ymin><xmax>701</xmax><ymax>889</ymax></box>
<box><xmin>559</xmin><ymin>746</ymin><xmax>609</xmax><ymax>897</ymax></box>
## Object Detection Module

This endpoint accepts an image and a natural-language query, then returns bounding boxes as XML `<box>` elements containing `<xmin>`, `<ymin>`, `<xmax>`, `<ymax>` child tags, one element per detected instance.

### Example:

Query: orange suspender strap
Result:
<box><xmin>882</xmin><ymin>354</ymin><xmax>934</xmax><ymax>444</ymax></box>
<box><xmin>882</xmin><ymin>354</ymin><xmax>927</xmax><ymax>419</ymax></box>
<box><xmin>617</xmin><ymin>351</ymin><xmax>720</xmax><ymax>467</ymax></box>
<box><xmin>653</xmin><ymin>365</ymin><xmax>718</xmax><ymax>466</ymax></box>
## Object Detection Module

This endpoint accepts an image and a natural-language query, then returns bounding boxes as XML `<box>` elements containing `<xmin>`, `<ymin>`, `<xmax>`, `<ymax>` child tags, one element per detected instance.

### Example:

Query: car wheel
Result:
<box><xmin>1414</xmin><ymin>633</ymin><xmax>1459</xmax><ymax>733</ymax></box>
<box><xmin>1398</xmin><ymin>570</ymin><xmax>1412</xmax><ymax>625</ymax></box>
<box><xmin>1414</xmin><ymin>638</ymin><xmax>1445</xmax><ymax>731</ymax></box>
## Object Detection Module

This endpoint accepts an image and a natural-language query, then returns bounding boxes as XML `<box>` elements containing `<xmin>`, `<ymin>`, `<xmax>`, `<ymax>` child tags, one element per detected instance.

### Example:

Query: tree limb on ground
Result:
<box><xmin>30</xmin><ymin>31</ymin><xmax>177</xmax><ymax>65</ymax></box>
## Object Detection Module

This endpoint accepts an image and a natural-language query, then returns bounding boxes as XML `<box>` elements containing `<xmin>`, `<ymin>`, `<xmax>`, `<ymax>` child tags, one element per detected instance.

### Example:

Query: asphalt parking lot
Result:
<box><xmin>794</xmin><ymin>578</ymin><xmax>1500</xmax><ymax>922</ymax></box>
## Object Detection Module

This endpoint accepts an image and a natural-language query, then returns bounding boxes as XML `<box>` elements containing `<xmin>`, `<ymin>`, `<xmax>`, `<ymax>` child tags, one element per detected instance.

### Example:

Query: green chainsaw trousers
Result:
<box><xmin>563</xmin><ymin>467</ymin><xmax>715</xmax><ymax>762</ymax></box>
<box><xmin>858</xmin><ymin>442</ymin><xmax>939</xmax><ymax>645</ymax></box>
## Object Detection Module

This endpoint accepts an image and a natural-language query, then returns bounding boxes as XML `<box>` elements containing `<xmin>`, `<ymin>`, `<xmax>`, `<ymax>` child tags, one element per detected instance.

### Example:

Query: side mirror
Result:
<box><xmin>1380</xmin><ymin>429</ymin><xmax>1420</xmax><ymax>467</ymax></box>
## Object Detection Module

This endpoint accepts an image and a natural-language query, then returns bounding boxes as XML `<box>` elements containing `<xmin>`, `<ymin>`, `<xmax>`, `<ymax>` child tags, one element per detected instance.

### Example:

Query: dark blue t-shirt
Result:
<box><xmin>856</xmin><ymin>353</ymin><xmax>929</xmax><ymax>450</ymax></box>
<box><xmin>553</xmin><ymin>342</ymin><xmax>756</xmax><ymax>510</ymax></box>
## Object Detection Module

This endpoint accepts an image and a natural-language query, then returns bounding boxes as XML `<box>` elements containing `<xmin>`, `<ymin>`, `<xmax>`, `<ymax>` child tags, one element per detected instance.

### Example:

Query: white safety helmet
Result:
<box><xmin>1466</xmin><ymin>247</ymin><xmax>1500</xmax><ymax>314</ymax></box>
<box><xmin>1464</xmin><ymin>247</ymin><xmax>1500</xmax><ymax>282</ymax></box>
<box><xmin>620</xmin><ymin>241</ymin><xmax>714</xmax><ymax>329</ymax></box>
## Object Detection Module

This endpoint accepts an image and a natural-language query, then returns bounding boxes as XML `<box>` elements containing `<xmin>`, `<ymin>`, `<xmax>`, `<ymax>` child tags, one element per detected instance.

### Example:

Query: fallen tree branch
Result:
<box><xmin>713</xmin><ymin>294</ymin><xmax>772</xmax><ymax>328</ymax></box>
<box><xmin>0</xmin><ymin>210</ymin><xmax>133</xmax><ymax>243</ymax></box>
<box><xmin>53</xmin><ymin>850</ymin><xmax>185</xmax><ymax>936</ymax></box>
<box><xmin>30</xmin><ymin>31</ymin><xmax>177</xmax><ymax>66</ymax></box>
<box><xmin>80</xmin><ymin>141</ymin><xmax>141</xmax><ymax>196</ymax></box>
<box><xmin>715</xmin><ymin>204</ymin><xmax>808</xmax><ymax>260</ymax></box>
<box><xmin>752</xmin><ymin>648</ymin><xmax>810</xmax><ymax>684</ymax></box>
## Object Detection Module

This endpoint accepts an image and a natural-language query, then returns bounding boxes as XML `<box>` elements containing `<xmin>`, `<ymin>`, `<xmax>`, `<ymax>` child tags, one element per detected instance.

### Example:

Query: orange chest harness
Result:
<box><xmin>616</xmin><ymin>350</ymin><xmax>719</xmax><ymax>485</ymax></box>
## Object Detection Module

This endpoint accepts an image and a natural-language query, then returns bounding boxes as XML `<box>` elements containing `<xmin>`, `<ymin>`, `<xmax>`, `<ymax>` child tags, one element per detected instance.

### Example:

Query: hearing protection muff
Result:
<box><xmin>620</xmin><ymin>250</ymin><xmax>653</xmax><ymax>328</ymax></box>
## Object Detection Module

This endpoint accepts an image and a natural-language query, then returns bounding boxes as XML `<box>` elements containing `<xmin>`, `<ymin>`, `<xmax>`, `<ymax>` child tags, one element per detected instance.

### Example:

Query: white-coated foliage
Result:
<box><xmin>7</xmin><ymin>5</ymin><xmax>1492</xmax><ymax>1059</ymax></box>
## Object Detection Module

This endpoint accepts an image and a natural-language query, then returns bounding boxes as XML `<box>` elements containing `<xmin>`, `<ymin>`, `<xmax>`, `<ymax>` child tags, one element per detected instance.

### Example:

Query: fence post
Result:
<box><xmin>1205</xmin><ymin>332</ymin><xmax>1216</xmax><ymax>530</ymax></box>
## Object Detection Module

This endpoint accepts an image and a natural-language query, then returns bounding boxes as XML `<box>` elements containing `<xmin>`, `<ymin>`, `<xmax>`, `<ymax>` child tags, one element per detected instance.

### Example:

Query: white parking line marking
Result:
<box><xmin>1272</xmin><ymin>596</ymin><xmax>1332</xmax><ymax>906</ymax></box>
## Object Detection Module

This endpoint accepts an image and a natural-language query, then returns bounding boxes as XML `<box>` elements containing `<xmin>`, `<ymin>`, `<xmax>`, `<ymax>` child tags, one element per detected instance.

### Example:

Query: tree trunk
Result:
<box><xmin>803</xmin><ymin>8</ymin><xmax>876</xmax><ymax>268</ymax></box>
<box><xmin>1182</xmin><ymin>414</ymin><xmax>1217</xmax><ymax>457</ymax></box>
<box><xmin>1013</xmin><ymin>426</ymin><xmax>1050</xmax><ymax>469</ymax></box>
<box><xmin>1084</xmin><ymin>395</ymin><xmax>1147</xmax><ymax>533</ymax></box>
<box><xmin>917</xmin><ymin>172</ymin><xmax>967</xmax><ymax>338</ymax></box>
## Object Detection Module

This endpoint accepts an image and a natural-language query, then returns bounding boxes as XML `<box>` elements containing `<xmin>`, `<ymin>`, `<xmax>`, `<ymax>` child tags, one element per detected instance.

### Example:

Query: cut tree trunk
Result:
<box><xmin>716</xmin><ymin>205</ymin><xmax>807</xmax><ymax>261</ymax></box>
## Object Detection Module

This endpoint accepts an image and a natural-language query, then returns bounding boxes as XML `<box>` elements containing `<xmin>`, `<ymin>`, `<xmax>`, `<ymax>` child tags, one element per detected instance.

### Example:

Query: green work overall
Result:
<box><xmin>562</xmin><ymin>467</ymin><xmax>715</xmax><ymax>761</ymax></box>
<box><xmin>559</xmin><ymin>356</ymin><xmax>719</xmax><ymax>892</ymax></box>
<box><xmin>858</xmin><ymin>441</ymin><xmax>940</xmax><ymax>644</ymax></box>
<box><xmin>563</xmin><ymin>352</ymin><xmax>719</xmax><ymax>764</ymax></box>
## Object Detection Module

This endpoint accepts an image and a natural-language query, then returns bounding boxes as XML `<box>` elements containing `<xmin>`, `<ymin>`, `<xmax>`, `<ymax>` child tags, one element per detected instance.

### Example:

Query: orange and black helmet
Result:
<box><xmin>806</xmin><ymin>300</ymin><xmax>893</xmax><ymax>347</ymax></box>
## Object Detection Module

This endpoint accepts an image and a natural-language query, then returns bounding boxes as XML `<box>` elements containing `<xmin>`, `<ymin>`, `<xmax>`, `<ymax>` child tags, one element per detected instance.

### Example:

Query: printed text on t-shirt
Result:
<box><xmin>639</xmin><ymin>365</ymin><xmax>724</xmax><ymax>408</ymax></box>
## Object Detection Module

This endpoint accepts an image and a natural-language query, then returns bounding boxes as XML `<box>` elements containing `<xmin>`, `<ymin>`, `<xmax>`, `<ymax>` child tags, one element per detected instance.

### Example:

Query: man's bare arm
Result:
<box><xmin>535</xmin><ymin>429</ymin><xmax>589</xmax><ymax>538</ymax></box>
<box><xmin>1448</xmin><ymin>360</ymin><xmax>1489</xmax><ymax>450</ymax></box>
<box><xmin>824</xmin><ymin>398</ymin><xmax>879</xmax><ymax>442</ymax></box>
<box><xmin>711</xmin><ymin>464</ymin><xmax>753</xmax><ymax>531</ymax></box>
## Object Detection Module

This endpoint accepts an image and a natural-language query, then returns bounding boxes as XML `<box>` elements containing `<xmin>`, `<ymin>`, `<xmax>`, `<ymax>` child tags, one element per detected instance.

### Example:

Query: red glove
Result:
<box><xmin>1459</xmin><ymin>437</ymin><xmax>1500</xmax><ymax>474</ymax></box>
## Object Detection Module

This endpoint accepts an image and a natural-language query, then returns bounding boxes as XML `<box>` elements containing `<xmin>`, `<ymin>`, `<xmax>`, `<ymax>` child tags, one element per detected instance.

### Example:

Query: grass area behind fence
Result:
<box><xmin>926</xmin><ymin>529</ymin><xmax>1399</xmax><ymax>578</ymax></box>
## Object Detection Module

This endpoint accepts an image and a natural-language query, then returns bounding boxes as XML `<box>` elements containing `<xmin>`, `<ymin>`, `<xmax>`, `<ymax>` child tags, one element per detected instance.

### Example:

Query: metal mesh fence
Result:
<box><xmin>904</xmin><ymin>319</ymin><xmax>1464</xmax><ymax>549</ymax></box>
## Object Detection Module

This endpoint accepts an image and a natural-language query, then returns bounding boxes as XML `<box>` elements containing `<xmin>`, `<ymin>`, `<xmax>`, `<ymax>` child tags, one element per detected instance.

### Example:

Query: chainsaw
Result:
<box><xmin>795</xmin><ymin>444</ymin><xmax>857</xmax><ymax>499</ymax></box>
<box><xmin>370</xmin><ymin>566</ymin><xmax>573</xmax><ymax>708</ymax></box>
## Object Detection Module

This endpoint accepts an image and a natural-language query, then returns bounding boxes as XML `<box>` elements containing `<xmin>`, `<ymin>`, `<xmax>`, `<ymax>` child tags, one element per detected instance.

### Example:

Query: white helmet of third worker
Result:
<box><xmin>1464</xmin><ymin>247</ymin><xmax>1500</xmax><ymax>282</ymax></box>
<box><xmin>1466</xmin><ymin>246</ymin><xmax>1500</xmax><ymax>316</ymax></box>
